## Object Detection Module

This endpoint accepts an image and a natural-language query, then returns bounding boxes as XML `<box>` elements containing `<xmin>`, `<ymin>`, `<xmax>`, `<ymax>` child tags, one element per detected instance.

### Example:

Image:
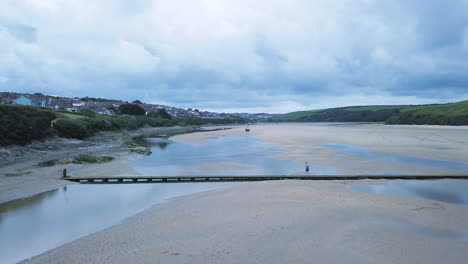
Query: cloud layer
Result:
<box><xmin>1</xmin><ymin>0</ymin><xmax>468</xmax><ymax>113</ymax></box>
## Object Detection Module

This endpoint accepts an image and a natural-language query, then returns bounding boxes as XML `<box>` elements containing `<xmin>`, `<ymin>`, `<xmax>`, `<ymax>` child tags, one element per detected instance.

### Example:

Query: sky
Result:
<box><xmin>1</xmin><ymin>0</ymin><xmax>468</xmax><ymax>113</ymax></box>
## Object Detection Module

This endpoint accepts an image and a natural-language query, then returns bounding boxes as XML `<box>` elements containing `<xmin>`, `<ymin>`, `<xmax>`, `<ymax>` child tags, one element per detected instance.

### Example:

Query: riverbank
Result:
<box><xmin>0</xmin><ymin>126</ymin><xmax>219</xmax><ymax>204</ymax></box>
<box><xmin>22</xmin><ymin>180</ymin><xmax>468</xmax><ymax>264</ymax></box>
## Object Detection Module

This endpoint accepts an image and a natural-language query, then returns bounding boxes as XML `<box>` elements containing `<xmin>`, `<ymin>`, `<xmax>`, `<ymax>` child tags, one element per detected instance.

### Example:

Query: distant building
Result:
<box><xmin>11</xmin><ymin>94</ymin><xmax>47</xmax><ymax>107</ymax></box>
<box><xmin>13</xmin><ymin>95</ymin><xmax>32</xmax><ymax>106</ymax></box>
<box><xmin>72</xmin><ymin>100</ymin><xmax>85</xmax><ymax>107</ymax></box>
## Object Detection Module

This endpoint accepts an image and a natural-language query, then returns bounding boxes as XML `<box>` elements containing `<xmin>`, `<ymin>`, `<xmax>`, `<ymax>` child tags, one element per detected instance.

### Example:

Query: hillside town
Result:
<box><xmin>0</xmin><ymin>92</ymin><xmax>276</xmax><ymax>119</ymax></box>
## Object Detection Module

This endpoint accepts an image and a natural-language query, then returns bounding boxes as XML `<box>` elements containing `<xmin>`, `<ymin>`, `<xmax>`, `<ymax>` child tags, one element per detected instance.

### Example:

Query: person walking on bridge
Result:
<box><xmin>305</xmin><ymin>162</ymin><xmax>310</xmax><ymax>176</ymax></box>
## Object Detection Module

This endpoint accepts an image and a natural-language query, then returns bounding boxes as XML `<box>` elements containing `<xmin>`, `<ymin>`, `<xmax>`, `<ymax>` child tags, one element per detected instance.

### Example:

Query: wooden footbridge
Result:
<box><xmin>63</xmin><ymin>175</ymin><xmax>468</xmax><ymax>184</ymax></box>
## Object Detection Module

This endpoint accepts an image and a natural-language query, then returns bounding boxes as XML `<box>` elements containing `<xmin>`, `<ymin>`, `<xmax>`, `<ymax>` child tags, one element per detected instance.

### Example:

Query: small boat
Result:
<box><xmin>245</xmin><ymin>126</ymin><xmax>250</xmax><ymax>132</ymax></box>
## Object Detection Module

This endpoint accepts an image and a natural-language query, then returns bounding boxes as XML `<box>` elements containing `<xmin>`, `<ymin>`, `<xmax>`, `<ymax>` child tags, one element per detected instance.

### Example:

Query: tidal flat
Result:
<box><xmin>173</xmin><ymin>123</ymin><xmax>468</xmax><ymax>175</ymax></box>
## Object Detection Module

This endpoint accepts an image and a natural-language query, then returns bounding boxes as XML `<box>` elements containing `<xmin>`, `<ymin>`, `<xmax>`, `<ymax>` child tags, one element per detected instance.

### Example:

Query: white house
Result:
<box><xmin>72</xmin><ymin>100</ymin><xmax>86</xmax><ymax>107</ymax></box>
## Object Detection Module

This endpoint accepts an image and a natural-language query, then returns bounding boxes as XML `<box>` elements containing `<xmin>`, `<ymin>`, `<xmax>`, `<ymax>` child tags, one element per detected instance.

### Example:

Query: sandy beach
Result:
<box><xmin>22</xmin><ymin>180</ymin><xmax>468</xmax><ymax>264</ymax></box>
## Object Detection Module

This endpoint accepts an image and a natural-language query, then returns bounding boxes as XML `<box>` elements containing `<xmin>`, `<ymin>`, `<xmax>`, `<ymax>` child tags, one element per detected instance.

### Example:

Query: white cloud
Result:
<box><xmin>1</xmin><ymin>0</ymin><xmax>468</xmax><ymax>112</ymax></box>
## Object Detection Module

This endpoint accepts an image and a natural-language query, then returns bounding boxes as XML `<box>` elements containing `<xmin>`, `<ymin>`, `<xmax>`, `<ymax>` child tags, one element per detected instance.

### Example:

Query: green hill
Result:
<box><xmin>386</xmin><ymin>101</ymin><xmax>468</xmax><ymax>125</ymax></box>
<box><xmin>271</xmin><ymin>105</ymin><xmax>404</xmax><ymax>122</ymax></box>
<box><xmin>271</xmin><ymin>101</ymin><xmax>468</xmax><ymax>125</ymax></box>
<box><xmin>272</xmin><ymin>109</ymin><xmax>324</xmax><ymax>122</ymax></box>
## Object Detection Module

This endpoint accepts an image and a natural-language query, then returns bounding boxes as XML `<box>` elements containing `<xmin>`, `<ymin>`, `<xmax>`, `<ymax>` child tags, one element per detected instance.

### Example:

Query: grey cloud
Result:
<box><xmin>254</xmin><ymin>35</ymin><xmax>288</xmax><ymax>65</ymax></box>
<box><xmin>2</xmin><ymin>0</ymin><xmax>468</xmax><ymax>113</ymax></box>
<box><xmin>4</xmin><ymin>23</ymin><xmax>37</xmax><ymax>43</ymax></box>
<box><xmin>402</xmin><ymin>0</ymin><xmax>468</xmax><ymax>49</ymax></box>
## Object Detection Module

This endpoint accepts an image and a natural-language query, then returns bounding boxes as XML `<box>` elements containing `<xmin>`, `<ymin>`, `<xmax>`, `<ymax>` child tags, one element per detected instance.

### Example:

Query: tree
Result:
<box><xmin>132</xmin><ymin>100</ymin><xmax>143</xmax><ymax>104</ymax></box>
<box><xmin>147</xmin><ymin>109</ymin><xmax>173</xmax><ymax>120</ymax></box>
<box><xmin>106</xmin><ymin>105</ymin><xmax>116</xmax><ymax>114</ymax></box>
<box><xmin>79</xmin><ymin>108</ymin><xmax>96</xmax><ymax>118</ymax></box>
<box><xmin>117</xmin><ymin>104</ymin><xmax>146</xmax><ymax>116</ymax></box>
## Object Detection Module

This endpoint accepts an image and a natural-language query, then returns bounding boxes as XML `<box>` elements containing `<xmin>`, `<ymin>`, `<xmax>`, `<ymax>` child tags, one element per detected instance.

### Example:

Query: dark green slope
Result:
<box><xmin>271</xmin><ymin>101</ymin><xmax>468</xmax><ymax>125</ymax></box>
<box><xmin>386</xmin><ymin>100</ymin><xmax>468</xmax><ymax>125</ymax></box>
<box><xmin>271</xmin><ymin>105</ymin><xmax>404</xmax><ymax>122</ymax></box>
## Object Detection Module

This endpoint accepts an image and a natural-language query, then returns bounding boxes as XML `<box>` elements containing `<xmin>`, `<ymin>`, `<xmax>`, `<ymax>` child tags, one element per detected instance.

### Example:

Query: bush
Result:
<box><xmin>0</xmin><ymin>105</ymin><xmax>58</xmax><ymax>145</ymax></box>
<box><xmin>72</xmin><ymin>154</ymin><xmax>115</xmax><ymax>164</ymax></box>
<box><xmin>147</xmin><ymin>109</ymin><xmax>173</xmax><ymax>120</ymax></box>
<box><xmin>117</xmin><ymin>104</ymin><xmax>146</xmax><ymax>116</ymax></box>
<box><xmin>53</xmin><ymin>118</ymin><xmax>93</xmax><ymax>139</ymax></box>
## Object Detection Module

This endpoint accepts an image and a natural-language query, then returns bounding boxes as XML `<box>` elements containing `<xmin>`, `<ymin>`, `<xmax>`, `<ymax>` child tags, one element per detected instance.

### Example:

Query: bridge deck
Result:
<box><xmin>64</xmin><ymin>175</ymin><xmax>468</xmax><ymax>184</ymax></box>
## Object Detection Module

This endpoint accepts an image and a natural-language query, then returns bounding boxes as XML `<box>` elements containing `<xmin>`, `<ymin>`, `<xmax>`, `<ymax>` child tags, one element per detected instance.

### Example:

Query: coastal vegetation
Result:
<box><xmin>71</xmin><ymin>154</ymin><xmax>115</xmax><ymax>164</ymax></box>
<box><xmin>0</xmin><ymin>104</ymin><xmax>246</xmax><ymax>146</ymax></box>
<box><xmin>36</xmin><ymin>159</ymin><xmax>60</xmax><ymax>167</ymax></box>
<box><xmin>0</xmin><ymin>105</ymin><xmax>58</xmax><ymax>146</ymax></box>
<box><xmin>5</xmin><ymin>169</ymin><xmax>32</xmax><ymax>177</ymax></box>
<box><xmin>271</xmin><ymin>100</ymin><xmax>468</xmax><ymax>125</ymax></box>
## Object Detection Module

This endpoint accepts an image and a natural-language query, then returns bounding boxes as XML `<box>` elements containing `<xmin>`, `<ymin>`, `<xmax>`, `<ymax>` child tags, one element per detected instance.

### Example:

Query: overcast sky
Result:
<box><xmin>1</xmin><ymin>0</ymin><xmax>468</xmax><ymax>113</ymax></box>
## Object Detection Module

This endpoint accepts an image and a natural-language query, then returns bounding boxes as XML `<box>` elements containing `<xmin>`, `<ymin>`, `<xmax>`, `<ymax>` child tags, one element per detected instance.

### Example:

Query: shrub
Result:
<box><xmin>72</xmin><ymin>154</ymin><xmax>115</xmax><ymax>164</ymax></box>
<box><xmin>147</xmin><ymin>109</ymin><xmax>173</xmax><ymax>120</ymax></box>
<box><xmin>117</xmin><ymin>104</ymin><xmax>146</xmax><ymax>116</ymax></box>
<box><xmin>0</xmin><ymin>105</ymin><xmax>58</xmax><ymax>145</ymax></box>
<box><xmin>53</xmin><ymin>118</ymin><xmax>93</xmax><ymax>139</ymax></box>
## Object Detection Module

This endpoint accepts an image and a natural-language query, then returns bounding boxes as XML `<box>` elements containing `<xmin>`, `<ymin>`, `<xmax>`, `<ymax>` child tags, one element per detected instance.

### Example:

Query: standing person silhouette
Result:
<box><xmin>305</xmin><ymin>162</ymin><xmax>310</xmax><ymax>176</ymax></box>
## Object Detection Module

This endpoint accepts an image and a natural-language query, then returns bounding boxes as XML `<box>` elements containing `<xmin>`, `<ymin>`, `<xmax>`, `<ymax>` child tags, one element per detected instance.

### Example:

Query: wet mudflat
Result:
<box><xmin>348</xmin><ymin>179</ymin><xmax>468</xmax><ymax>205</ymax></box>
<box><xmin>349</xmin><ymin>180</ymin><xmax>468</xmax><ymax>243</ymax></box>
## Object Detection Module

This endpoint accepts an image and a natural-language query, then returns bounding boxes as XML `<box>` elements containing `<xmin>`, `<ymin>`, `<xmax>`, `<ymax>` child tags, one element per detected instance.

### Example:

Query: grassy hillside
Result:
<box><xmin>386</xmin><ymin>101</ymin><xmax>468</xmax><ymax>125</ymax></box>
<box><xmin>344</xmin><ymin>105</ymin><xmax>407</xmax><ymax>112</ymax></box>
<box><xmin>271</xmin><ymin>105</ymin><xmax>403</xmax><ymax>122</ymax></box>
<box><xmin>400</xmin><ymin>101</ymin><xmax>468</xmax><ymax>116</ymax></box>
<box><xmin>271</xmin><ymin>101</ymin><xmax>468</xmax><ymax>125</ymax></box>
<box><xmin>272</xmin><ymin>109</ymin><xmax>323</xmax><ymax>121</ymax></box>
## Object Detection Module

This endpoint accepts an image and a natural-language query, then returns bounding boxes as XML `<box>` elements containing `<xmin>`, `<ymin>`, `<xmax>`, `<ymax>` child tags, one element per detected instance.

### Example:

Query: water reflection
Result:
<box><xmin>0</xmin><ymin>183</ymin><xmax>238</xmax><ymax>264</ymax></box>
<box><xmin>321</xmin><ymin>143</ymin><xmax>468</xmax><ymax>172</ymax></box>
<box><xmin>348</xmin><ymin>180</ymin><xmax>468</xmax><ymax>205</ymax></box>
<box><xmin>149</xmin><ymin>138</ymin><xmax>171</xmax><ymax>150</ymax></box>
<box><xmin>137</xmin><ymin>136</ymin><xmax>337</xmax><ymax>176</ymax></box>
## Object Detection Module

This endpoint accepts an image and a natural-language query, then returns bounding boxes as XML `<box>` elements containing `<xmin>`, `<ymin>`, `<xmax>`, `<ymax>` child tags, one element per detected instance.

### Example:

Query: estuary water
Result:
<box><xmin>134</xmin><ymin>136</ymin><xmax>337</xmax><ymax>176</ymax></box>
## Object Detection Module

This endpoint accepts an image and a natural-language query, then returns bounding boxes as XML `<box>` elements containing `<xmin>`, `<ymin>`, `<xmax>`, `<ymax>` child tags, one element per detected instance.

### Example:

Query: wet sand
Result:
<box><xmin>174</xmin><ymin>123</ymin><xmax>468</xmax><ymax>175</ymax></box>
<box><xmin>23</xmin><ymin>180</ymin><xmax>468</xmax><ymax>264</ymax></box>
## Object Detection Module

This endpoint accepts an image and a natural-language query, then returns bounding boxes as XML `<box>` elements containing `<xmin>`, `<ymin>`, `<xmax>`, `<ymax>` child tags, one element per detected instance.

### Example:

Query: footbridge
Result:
<box><xmin>64</xmin><ymin>175</ymin><xmax>468</xmax><ymax>184</ymax></box>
